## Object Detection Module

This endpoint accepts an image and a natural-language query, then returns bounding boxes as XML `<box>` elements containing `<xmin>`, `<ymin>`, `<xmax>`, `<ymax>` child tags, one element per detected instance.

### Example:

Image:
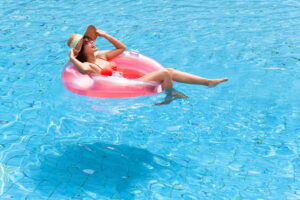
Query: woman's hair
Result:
<box><xmin>76</xmin><ymin>36</ymin><xmax>91</xmax><ymax>62</ymax></box>
<box><xmin>76</xmin><ymin>41</ymin><xmax>87</xmax><ymax>62</ymax></box>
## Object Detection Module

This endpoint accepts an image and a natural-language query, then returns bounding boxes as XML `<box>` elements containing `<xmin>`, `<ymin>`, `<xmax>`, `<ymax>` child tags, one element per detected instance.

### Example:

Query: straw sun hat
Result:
<box><xmin>67</xmin><ymin>25</ymin><xmax>97</xmax><ymax>52</ymax></box>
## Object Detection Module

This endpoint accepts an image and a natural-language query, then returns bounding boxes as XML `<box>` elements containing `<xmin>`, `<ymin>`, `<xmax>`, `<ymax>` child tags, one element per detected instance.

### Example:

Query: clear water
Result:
<box><xmin>1</xmin><ymin>0</ymin><xmax>300</xmax><ymax>199</ymax></box>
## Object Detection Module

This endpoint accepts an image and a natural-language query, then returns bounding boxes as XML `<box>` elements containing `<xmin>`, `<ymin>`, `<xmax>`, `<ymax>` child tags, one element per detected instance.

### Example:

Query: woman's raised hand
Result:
<box><xmin>96</xmin><ymin>29</ymin><xmax>107</xmax><ymax>37</ymax></box>
<box><xmin>69</xmin><ymin>48</ymin><xmax>78</xmax><ymax>60</ymax></box>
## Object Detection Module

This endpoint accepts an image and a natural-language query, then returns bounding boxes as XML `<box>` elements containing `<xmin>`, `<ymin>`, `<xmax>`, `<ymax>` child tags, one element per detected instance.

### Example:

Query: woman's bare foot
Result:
<box><xmin>208</xmin><ymin>78</ymin><xmax>228</xmax><ymax>87</ymax></box>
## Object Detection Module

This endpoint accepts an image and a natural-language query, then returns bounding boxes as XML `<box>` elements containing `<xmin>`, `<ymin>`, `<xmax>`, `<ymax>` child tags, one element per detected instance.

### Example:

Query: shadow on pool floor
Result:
<box><xmin>24</xmin><ymin>142</ymin><xmax>181</xmax><ymax>199</ymax></box>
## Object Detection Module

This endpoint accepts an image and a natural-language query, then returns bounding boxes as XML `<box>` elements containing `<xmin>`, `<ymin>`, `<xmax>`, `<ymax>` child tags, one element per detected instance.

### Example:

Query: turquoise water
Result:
<box><xmin>1</xmin><ymin>0</ymin><xmax>300</xmax><ymax>199</ymax></box>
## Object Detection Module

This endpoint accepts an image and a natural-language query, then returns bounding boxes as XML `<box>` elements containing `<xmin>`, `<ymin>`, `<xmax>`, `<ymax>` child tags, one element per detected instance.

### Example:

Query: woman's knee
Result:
<box><xmin>166</xmin><ymin>68</ymin><xmax>174</xmax><ymax>77</ymax></box>
<box><xmin>158</xmin><ymin>69</ymin><xmax>173</xmax><ymax>88</ymax></box>
<box><xmin>159</xmin><ymin>69</ymin><xmax>171</xmax><ymax>78</ymax></box>
<box><xmin>166</xmin><ymin>68</ymin><xmax>174</xmax><ymax>73</ymax></box>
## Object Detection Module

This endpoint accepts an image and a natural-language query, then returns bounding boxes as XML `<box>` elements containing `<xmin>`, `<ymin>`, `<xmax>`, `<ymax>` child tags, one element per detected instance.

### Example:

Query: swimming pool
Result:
<box><xmin>0</xmin><ymin>0</ymin><xmax>299</xmax><ymax>199</ymax></box>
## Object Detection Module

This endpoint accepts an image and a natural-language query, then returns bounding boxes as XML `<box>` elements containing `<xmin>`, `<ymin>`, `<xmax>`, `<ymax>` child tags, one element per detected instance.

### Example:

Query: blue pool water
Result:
<box><xmin>1</xmin><ymin>0</ymin><xmax>300</xmax><ymax>199</ymax></box>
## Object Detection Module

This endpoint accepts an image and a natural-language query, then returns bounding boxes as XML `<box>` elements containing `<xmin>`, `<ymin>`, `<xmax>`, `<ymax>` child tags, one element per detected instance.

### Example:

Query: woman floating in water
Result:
<box><xmin>67</xmin><ymin>25</ymin><xmax>228</xmax><ymax>105</ymax></box>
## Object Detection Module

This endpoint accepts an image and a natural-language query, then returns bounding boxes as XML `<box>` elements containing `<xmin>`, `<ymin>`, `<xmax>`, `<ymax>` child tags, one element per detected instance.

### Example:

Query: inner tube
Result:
<box><xmin>62</xmin><ymin>50</ymin><xmax>164</xmax><ymax>98</ymax></box>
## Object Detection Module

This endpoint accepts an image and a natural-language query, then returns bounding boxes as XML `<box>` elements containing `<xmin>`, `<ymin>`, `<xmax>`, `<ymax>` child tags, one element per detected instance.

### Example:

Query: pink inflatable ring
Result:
<box><xmin>62</xmin><ymin>50</ymin><xmax>164</xmax><ymax>98</ymax></box>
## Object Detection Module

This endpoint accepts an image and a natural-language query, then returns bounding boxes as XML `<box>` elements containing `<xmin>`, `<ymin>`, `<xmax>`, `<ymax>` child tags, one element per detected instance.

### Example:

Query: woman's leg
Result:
<box><xmin>137</xmin><ymin>68</ymin><xmax>228</xmax><ymax>105</ymax></box>
<box><xmin>138</xmin><ymin>69</ymin><xmax>173</xmax><ymax>89</ymax></box>
<box><xmin>138</xmin><ymin>69</ymin><xmax>188</xmax><ymax>105</ymax></box>
<box><xmin>166</xmin><ymin>68</ymin><xmax>228</xmax><ymax>87</ymax></box>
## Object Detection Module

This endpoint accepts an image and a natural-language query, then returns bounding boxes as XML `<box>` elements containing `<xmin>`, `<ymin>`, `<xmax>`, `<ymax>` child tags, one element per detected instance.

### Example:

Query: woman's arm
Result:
<box><xmin>96</xmin><ymin>30</ymin><xmax>126</xmax><ymax>60</ymax></box>
<box><xmin>69</xmin><ymin>49</ymin><xmax>100</xmax><ymax>74</ymax></box>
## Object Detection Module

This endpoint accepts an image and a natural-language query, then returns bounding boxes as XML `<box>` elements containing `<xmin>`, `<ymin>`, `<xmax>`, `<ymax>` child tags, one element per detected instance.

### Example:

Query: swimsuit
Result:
<box><xmin>88</xmin><ymin>57</ymin><xmax>117</xmax><ymax>76</ymax></box>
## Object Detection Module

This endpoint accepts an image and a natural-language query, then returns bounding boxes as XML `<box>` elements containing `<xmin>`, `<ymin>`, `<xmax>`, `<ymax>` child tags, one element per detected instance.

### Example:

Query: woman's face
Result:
<box><xmin>83</xmin><ymin>37</ymin><xmax>98</xmax><ymax>55</ymax></box>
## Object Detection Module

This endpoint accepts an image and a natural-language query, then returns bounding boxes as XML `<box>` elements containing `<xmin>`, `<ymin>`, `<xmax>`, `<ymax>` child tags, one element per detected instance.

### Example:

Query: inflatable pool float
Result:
<box><xmin>62</xmin><ymin>50</ymin><xmax>164</xmax><ymax>98</ymax></box>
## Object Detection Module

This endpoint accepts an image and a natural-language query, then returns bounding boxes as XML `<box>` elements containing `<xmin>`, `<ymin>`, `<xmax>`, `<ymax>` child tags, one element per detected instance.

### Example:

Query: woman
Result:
<box><xmin>68</xmin><ymin>25</ymin><xmax>228</xmax><ymax>104</ymax></box>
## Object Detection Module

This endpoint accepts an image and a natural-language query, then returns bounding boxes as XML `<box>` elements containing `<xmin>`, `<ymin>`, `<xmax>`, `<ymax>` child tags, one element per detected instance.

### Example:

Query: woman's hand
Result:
<box><xmin>69</xmin><ymin>48</ymin><xmax>78</xmax><ymax>61</ymax></box>
<box><xmin>96</xmin><ymin>29</ymin><xmax>107</xmax><ymax>37</ymax></box>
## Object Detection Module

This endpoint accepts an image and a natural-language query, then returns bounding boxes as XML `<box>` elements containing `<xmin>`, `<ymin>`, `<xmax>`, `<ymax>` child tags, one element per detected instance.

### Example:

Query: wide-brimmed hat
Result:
<box><xmin>67</xmin><ymin>25</ymin><xmax>97</xmax><ymax>52</ymax></box>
